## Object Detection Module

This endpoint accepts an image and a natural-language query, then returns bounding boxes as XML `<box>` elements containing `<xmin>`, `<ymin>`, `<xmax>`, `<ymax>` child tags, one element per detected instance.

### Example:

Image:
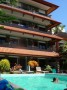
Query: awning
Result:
<box><xmin>0</xmin><ymin>47</ymin><xmax>59</xmax><ymax>57</ymax></box>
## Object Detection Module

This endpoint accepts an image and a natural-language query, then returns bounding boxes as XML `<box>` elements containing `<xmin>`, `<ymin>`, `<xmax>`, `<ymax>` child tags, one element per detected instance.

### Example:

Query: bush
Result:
<box><xmin>45</xmin><ymin>65</ymin><xmax>52</xmax><ymax>72</ymax></box>
<box><xmin>0</xmin><ymin>59</ymin><xmax>10</xmax><ymax>72</ymax></box>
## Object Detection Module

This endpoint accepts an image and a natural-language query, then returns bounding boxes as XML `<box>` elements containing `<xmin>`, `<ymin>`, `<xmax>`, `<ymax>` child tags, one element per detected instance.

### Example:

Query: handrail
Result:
<box><xmin>0</xmin><ymin>43</ymin><xmax>53</xmax><ymax>52</ymax></box>
<box><xmin>0</xmin><ymin>3</ymin><xmax>48</xmax><ymax>17</ymax></box>
<box><xmin>0</xmin><ymin>22</ymin><xmax>52</xmax><ymax>34</ymax></box>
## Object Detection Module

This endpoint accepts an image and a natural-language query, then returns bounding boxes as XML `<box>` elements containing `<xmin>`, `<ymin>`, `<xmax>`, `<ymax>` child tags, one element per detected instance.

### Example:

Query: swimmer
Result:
<box><xmin>52</xmin><ymin>77</ymin><xmax>59</xmax><ymax>83</ymax></box>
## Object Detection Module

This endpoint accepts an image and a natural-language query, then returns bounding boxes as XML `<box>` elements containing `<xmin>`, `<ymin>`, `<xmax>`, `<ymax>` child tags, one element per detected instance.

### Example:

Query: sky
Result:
<box><xmin>46</xmin><ymin>0</ymin><xmax>67</xmax><ymax>32</ymax></box>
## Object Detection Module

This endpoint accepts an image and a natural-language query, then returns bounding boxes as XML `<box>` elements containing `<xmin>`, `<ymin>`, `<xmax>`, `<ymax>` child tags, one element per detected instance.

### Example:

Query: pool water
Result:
<box><xmin>1</xmin><ymin>74</ymin><xmax>67</xmax><ymax>90</ymax></box>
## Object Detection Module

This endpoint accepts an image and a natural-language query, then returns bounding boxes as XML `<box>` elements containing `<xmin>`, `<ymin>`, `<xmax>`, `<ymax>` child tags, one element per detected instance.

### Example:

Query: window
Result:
<box><xmin>38</xmin><ymin>41</ymin><xmax>47</xmax><ymax>50</ymax></box>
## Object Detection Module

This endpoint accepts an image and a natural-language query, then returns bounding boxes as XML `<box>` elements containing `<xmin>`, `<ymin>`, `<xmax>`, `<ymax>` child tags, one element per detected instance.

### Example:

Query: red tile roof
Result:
<box><xmin>0</xmin><ymin>47</ymin><xmax>59</xmax><ymax>57</ymax></box>
<box><xmin>32</xmin><ymin>0</ymin><xmax>59</xmax><ymax>14</ymax></box>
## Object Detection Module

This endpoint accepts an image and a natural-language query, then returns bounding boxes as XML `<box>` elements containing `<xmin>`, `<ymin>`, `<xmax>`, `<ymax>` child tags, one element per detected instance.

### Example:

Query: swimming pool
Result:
<box><xmin>1</xmin><ymin>74</ymin><xmax>67</xmax><ymax>90</ymax></box>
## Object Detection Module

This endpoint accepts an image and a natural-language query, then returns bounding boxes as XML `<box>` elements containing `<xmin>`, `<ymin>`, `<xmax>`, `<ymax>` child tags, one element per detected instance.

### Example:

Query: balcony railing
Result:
<box><xmin>0</xmin><ymin>2</ymin><xmax>51</xmax><ymax>17</ymax></box>
<box><xmin>0</xmin><ymin>22</ymin><xmax>52</xmax><ymax>34</ymax></box>
<box><xmin>17</xmin><ymin>6</ymin><xmax>47</xmax><ymax>17</ymax></box>
<box><xmin>0</xmin><ymin>42</ymin><xmax>53</xmax><ymax>52</ymax></box>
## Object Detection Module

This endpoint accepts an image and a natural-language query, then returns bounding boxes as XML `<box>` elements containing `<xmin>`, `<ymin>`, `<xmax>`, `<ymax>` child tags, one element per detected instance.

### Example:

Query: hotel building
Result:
<box><xmin>0</xmin><ymin>0</ymin><xmax>66</xmax><ymax>71</ymax></box>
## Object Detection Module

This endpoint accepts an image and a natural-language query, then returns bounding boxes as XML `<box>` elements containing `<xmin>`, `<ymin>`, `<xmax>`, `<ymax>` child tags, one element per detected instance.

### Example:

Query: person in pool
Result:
<box><xmin>52</xmin><ymin>77</ymin><xmax>59</xmax><ymax>83</ymax></box>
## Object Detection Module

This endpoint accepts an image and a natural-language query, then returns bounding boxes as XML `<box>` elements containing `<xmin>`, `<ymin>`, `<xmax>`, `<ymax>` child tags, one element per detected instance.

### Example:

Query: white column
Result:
<box><xmin>29</xmin><ymin>65</ymin><xmax>31</xmax><ymax>71</ymax></box>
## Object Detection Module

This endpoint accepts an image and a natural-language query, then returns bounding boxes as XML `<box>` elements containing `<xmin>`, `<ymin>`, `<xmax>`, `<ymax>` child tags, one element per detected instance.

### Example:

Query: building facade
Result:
<box><xmin>0</xmin><ymin>0</ymin><xmax>65</xmax><ymax>70</ymax></box>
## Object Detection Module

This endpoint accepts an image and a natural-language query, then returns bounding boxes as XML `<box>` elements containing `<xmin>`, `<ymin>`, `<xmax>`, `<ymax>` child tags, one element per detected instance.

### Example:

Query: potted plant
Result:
<box><xmin>45</xmin><ymin>65</ymin><xmax>52</xmax><ymax>72</ymax></box>
<box><xmin>28</xmin><ymin>60</ymin><xmax>39</xmax><ymax>71</ymax></box>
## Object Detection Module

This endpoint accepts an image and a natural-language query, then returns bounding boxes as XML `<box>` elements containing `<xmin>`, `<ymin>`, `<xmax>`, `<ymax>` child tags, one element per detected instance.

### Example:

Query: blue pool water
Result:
<box><xmin>1</xmin><ymin>74</ymin><xmax>67</xmax><ymax>90</ymax></box>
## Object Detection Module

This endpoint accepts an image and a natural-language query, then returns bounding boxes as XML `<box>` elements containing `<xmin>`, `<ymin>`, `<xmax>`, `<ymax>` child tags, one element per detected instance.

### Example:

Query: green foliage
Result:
<box><xmin>0</xmin><ymin>9</ymin><xmax>6</xmax><ymax>15</ymax></box>
<box><xmin>0</xmin><ymin>59</ymin><xmax>10</xmax><ymax>72</ymax></box>
<box><xmin>59</xmin><ymin>41</ymin><xmax>67</xmax><ymax>54</ymax></box>
<box><xmin>45</xmin><ymin>65</ymin><xmax>52</xmax><ymax>72</ymax></box>
<box><xmin>0</xmin><ymin>0</ymin><xmax>6</xmax><ymax>3</ymax></box>
<box><xmin>0</xmin><ymin>26</ymin><xmax>4</xmax><ymax>29</ymax></box>
<box><xmin>63</xmin><ymin>42</ymin><xmax>67</xmax><ymax>53</ymax></box>
<box><xmin>0</xmin><ymin>0</ymin><xmax>18</xmax><ymax>6</ymax></box>
<box><xmin>10</xmin><ymin>0</ymin><xmax>18</xmax><ymax>6</ymax></box>
<box><xmin>0</xmin><ymin>9</ymin><xmax>18</xmax><ymax>23</ymax></box>
<box><xmin>59</xmin><ymin>41</ymin><xmax>67</xmax><ymax>70</ymax></box>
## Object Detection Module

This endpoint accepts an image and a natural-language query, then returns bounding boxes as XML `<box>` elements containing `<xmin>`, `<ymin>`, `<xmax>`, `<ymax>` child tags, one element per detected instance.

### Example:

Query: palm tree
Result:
<box><xmin>52</xmin><ymin>24</ymin><xmax>65</xmax><ymax>34</ymax></box>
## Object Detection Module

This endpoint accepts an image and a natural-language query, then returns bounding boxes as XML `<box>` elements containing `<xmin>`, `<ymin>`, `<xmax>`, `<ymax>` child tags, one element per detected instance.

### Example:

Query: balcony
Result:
<box><xmin>17</xmin><ymin>5</ymin><xmax>47</xmax><ymax>17</ymax></box>
<box><xmin>0</xmin><ymin>34</ymin><xmax>56</xmax><ymax>53</ymax></box>
<box><xmin>0</xmin><ymin>1</ymin><xmax>48</xmax><ymax>17</ymax></box>
<box><xmin>0</xmin><ymin>3</ymin><xmax>61</xmax><ymax>29</ymax></box>
<box><xmin>0</xmin><ymin>41</ymin><xmax>53</xmax><ymax>52</ymax></box>
<box><xmin>0</xmin><ymin>22</ymin><xmax>52</xmax><ymax>34</ymax></box>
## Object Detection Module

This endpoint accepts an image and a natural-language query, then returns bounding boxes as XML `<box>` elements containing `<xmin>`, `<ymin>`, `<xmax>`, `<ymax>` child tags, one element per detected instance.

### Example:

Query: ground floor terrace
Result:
<box><xmin>0</xmin><ymin>54</ymin><xmax>62</xmax><ymax>73</ymax></box>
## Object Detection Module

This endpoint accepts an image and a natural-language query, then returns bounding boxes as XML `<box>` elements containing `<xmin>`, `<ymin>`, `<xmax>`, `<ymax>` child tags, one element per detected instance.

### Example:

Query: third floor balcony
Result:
<box><xmin>0</xmin><ymin>1</ymin><xmax>48</xmax><ymax>16</ymax></box>
<box><xmin>0</xmin><ymin>21</ymin><xmax>52</xmax><ymax>34</ymax></box>
<box><xmin>0</xmin><ymin>2</ymin><xmax>61</xmax><ymax>30</ymax></box>
<box><xmin>0</xmin><ymin>0</ymin><xmax>58</xmax><ymax>17</ymax></box>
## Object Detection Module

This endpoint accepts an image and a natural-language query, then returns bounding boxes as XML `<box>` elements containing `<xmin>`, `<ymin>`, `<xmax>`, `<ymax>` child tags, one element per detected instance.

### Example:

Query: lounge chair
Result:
<box><xmin>36</xmin><ymin>67</ymin><xmax>49</xmax><ymax>73</ymax></box>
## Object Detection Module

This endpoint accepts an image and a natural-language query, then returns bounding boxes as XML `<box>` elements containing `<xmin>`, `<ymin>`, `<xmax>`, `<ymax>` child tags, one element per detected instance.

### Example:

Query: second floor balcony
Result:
<box><xmin>0</xmin><ymin>42</ymin><xmax>54</xmax><ymax>52</ymax></box>
<box><xmin>0</xmin><ymin>36</ymin><xmax>56</xmax><ymax>52</ymax></box>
